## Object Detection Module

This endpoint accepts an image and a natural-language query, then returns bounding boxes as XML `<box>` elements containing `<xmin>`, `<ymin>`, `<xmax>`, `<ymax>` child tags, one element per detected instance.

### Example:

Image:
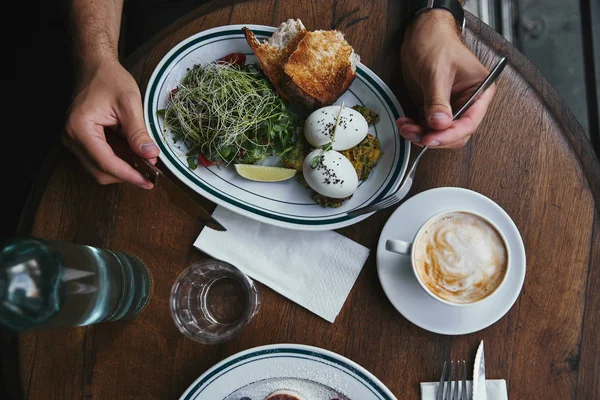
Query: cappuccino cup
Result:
<box><xmin>385</xmin><ymin>210</ymin><xmax>510</xmax><ymax>306</ymax></box>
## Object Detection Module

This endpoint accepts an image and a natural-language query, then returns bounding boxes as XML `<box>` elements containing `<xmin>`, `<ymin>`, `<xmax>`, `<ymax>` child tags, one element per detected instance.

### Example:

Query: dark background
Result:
<box><xmin>2</xmin><ymin>0</ymin><xmax>72</xmax><ymax>244</ymax></box>
<box><xmin>0</xmin><ymin>1</ymin><xmax>214</xmax><ymax>398</ymax></box>
<box><xmin>2</xmin><ymin>0</ymin><xmax>599</xmax><ymax>399</ymax></box>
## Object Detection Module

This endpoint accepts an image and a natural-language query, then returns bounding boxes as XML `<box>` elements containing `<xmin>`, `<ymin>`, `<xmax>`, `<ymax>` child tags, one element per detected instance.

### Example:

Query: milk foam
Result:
<box><xmin>414</xmin><ymin>212</ymin><xmax>508</xmax><ymax>304</ymax></box>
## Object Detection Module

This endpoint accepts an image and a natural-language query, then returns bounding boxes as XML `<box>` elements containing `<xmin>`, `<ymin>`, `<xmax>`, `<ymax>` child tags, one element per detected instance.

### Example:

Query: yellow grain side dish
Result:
<box><xmin>340</xmin><ymin>134</ymin><xmax>380</xmax><ymax>181</ymax></box>
<box><xmin>282</xmin><ymin>133</ymin><xmax>381</xmax><ymax>208</ymax></box>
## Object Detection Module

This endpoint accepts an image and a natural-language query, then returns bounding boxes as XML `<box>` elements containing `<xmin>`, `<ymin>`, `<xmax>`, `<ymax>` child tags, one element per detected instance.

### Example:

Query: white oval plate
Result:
<box><xmin>376</xmin><ymin>187</ymin><xmax>526</xmax><ymax>335</ymax></box>
<box><xmin>178</xmin><ymin>343</ymin><xmax>397</xmax><ymax>399</ymax></box>
<box><xmin>144</xmin><ymin>24</ymin><xmax>409</xmax><ymax>231</ymax></box>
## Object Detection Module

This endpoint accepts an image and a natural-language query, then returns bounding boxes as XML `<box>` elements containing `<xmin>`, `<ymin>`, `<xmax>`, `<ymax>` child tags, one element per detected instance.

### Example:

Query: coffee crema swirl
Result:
<box><xmin>414</xmin><ymin>212</ymin><xmax>508</xmax><ymax>304</ymax></box>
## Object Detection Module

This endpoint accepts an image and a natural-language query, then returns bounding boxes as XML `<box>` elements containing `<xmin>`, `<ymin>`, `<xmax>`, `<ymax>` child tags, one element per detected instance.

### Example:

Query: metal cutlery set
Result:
<box><xmin>438</xmin><ymin>340</ymin><xmax>487</xmax><ymax>400</ymax></box>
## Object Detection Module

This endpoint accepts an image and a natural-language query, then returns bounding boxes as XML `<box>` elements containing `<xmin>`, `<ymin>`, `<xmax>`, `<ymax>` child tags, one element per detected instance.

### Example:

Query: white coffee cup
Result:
<box><xmin>385</xmin><ymin>209</ymin><xmax>511</xmax><ymax>307</ymax></box>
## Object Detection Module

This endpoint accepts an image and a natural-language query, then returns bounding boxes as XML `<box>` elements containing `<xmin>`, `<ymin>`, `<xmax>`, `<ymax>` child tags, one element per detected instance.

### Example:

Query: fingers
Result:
<box><xmin>66</xmin><ymin>120</ymin><xmax>154</xmax><ymax>189</ymax></box>
<box><xmin>397</xmin><ymin>117</ymin><xmax>424</xmax><ymax>143</ymax></box>
<box><xmin>64</xmin><ymin>61</ymin><xmax>160</xmax><ymax>188</ymax></box>
<box><xmin>421</xmin><ymin>67</ymin><xmax>454</xmax><ymax>131</ymax></box>
<box><xmin>397</xmin><ymin>82</ymin><xmax>497</xmax><ymax>149</ymax></box>
<box><xmin>62</xmin><ymin>135</ymin><xmax>121</xmax><ymax>185</ymax></box>
<box><xmin>421</xmin><ymin>84</ymin><xmax>496</xmax><ymax>148</ymax></box>
<box><xmin>429</xmin><ymin>135</ymin><xmax>471</xmax><ymax>149</ymax></box>
<box><xmin>117</xmin><ymin>94</ymin><xmax>160</xmax><ymax>159</ymax></box>
<box><xmin>115</xmin><ymin>123</ymin><xmax>157</xmax><ymax>165</ymax></box>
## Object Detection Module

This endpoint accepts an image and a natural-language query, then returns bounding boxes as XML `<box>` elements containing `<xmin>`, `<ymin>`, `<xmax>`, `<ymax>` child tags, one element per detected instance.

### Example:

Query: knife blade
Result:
<box><xmin>106</xmin><ymin>131</ymin><xmax>226</xmax><ymax>231</ymax></box>
<box><xmin>473</xmin><ymin>340</ymin><xmax>487</xmax><ymax>400</ymax></box>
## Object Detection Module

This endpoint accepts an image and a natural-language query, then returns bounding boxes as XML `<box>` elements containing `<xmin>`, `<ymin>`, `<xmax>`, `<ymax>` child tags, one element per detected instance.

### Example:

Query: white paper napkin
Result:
<box><xmin>420</xmin><ymin>380</ymin><xmax>508</xmax><ymax>400</ymax></box>
<box><xmin>193</xmin><ymin>206</ymin><xmax>370</xmax><ymax>323</ymax></box>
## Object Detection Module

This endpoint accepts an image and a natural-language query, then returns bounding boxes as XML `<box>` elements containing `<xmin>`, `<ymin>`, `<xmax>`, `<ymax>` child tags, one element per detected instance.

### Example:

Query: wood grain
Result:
<box><xmin>13</xmin><ymin>1</ymin><xmax>600</xmax><ymax>399</ymax></box>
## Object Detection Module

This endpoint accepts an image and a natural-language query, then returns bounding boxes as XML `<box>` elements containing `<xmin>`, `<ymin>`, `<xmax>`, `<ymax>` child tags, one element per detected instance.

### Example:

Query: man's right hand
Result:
<box><xmin>64</xmin><ymin>59</ymin><xmax>160</xmax><ymax>189</ymax></box>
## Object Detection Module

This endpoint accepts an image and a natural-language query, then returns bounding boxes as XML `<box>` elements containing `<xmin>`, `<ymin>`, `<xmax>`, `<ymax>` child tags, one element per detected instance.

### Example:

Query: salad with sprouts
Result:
<box><xmin>157</xmin><ymin>53</ymin><xmax>299</xmax><ymax>169</ymax></box>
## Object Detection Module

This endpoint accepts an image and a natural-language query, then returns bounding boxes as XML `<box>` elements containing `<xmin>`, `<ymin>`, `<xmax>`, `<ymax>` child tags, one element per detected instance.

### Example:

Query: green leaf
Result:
<box><xmin>220</xmin><ymin>145</ymin><xmax>231</xmax><ymax>158</ymax></box>
<box><xmin>310</xmin><ymin>154</ymin><xmax>320</xmax><ymax>169</ymax></box>
<box><xmin>331</xmin><ymin>101</ymin><xmax>345</xmax><ymax>141</ymax></box>
<box><xmin>186</xmin><ymin>156</ymin><xmax>198</xmax><ymax>170</ymax></box>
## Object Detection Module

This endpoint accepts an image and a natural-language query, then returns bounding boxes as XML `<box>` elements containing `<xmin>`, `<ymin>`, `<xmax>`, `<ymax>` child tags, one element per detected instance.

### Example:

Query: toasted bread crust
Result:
<box><xmin>242</xmin><ymin>25</ymin><xmax>307</xmax><ymax>100</ymax></box>
<box><xmin>283</xmin><ymin>30</ymin><xmax>356</xmax><ymax>105</ymax></box>
<box><xmin>280</xmin><ymin>75</ymin><xmax>322</xmax><ymax>110</ymax></box>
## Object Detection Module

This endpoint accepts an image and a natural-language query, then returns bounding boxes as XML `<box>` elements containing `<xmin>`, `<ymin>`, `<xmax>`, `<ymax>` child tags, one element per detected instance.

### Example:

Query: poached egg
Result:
<box><xmin>303</xmin><ymin>105</ymin><xmax>368</xmax><ymax>151</ymax></box>
<box><xmin>302</xmin><ymin>149</ymin><xmax>358</xmax><ymax>199</ymax></box>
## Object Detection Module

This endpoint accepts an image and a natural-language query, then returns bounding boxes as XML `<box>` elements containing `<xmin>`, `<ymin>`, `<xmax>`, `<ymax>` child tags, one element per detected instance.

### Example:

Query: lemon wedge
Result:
<box><xmin>234</xmin><ymin>164</ymin><xmax>297</xmax><ymax>182</ymax></box>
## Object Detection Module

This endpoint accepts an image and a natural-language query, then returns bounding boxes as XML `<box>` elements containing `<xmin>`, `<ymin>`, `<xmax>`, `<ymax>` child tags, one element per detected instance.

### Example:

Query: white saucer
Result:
<box><xmin>376</xmin><ymin>187</ymin><xmax>526</xmax><ymax>335</ymax></box>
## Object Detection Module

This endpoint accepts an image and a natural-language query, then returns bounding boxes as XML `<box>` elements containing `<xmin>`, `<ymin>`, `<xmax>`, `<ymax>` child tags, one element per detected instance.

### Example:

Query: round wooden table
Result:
<box><xmin>14</xmin><ymin>1</ymin><xmax>600</xmax><ymax>399</ymax></box>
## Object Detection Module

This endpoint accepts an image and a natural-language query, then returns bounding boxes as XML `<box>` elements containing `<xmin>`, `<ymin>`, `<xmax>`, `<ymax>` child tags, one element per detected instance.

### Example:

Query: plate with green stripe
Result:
<box><xmin>144</xmin><ymin>24</ymin><xmax>410</xmax><ymax>230</ymax></box>
<box><xmin>179</xmin><ymin>343</ymin><xmax>396</xmax><ymax>399</ymax></box>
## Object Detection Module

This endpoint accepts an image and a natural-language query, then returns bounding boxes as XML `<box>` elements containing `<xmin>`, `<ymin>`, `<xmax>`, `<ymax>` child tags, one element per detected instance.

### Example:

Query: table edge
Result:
<box><xmin>464</xmin><ymin>13</ymin><xmax>600</xmax><ymax>210</ymax></box>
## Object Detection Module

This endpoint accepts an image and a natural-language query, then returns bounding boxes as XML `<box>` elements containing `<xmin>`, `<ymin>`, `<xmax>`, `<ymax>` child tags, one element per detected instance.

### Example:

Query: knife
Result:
<box><xmin>106</xmin><ymin>130</ymin><xmax>227</xmax><ymax>231</ymax></box>
<box><xmin>473</xmin><ymin>340</ymin><xmax>487</xmax><ymax>400</ymax></box>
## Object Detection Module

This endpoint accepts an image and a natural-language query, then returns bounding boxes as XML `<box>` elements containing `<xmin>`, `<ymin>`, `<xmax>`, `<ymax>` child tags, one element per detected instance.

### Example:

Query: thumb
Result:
<box><xmin>422</xmin><ymin>70</ymin><xmax>454</xmax><ymax>130</ymax></box>
<box><xmin>118</xmin><ymin>96</ymin><xmax>160</xmax><ymax>159</ymax></box>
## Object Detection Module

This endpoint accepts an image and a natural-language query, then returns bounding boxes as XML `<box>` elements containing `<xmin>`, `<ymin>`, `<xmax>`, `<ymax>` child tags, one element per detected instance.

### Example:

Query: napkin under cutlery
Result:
<box><xmin>420</xmin><ymin>380</ymin><xmax>508</xmax><ymax>400</ymax></box>
<box><xmin>193</xmin><ymin>206</ymin><xmax>370</xmax><ymax>323</ymax></box>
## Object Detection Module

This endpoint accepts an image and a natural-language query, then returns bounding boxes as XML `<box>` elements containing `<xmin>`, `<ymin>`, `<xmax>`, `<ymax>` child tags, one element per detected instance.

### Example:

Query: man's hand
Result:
<box><xmin>64</xmin><ymin>59</ymin><xmax>159</xmax><ymax>189</ymax></box>
<box><xmin>65</xmin><ymin>0</ymin><xmax>159</xmax><ymax>189</ymax></box>
<box><xmin>399</xmin><ymin>10</ymin><xmax>496</xmax><ymax>149</ymax></box>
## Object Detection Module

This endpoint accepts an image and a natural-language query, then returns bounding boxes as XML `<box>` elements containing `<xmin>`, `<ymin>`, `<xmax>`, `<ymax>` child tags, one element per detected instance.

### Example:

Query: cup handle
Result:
<box><xmin>385</xmin><ymin>239</ymin><xmax>413</xmax><ymax>255</ymax></box>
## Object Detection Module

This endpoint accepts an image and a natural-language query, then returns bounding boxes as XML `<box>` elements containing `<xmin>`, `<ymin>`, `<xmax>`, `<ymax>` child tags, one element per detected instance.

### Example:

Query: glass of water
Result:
<box><xmin>169</xmin><ymin>259</ymin><xmax>259</xmax><ymax>344</ymax></box>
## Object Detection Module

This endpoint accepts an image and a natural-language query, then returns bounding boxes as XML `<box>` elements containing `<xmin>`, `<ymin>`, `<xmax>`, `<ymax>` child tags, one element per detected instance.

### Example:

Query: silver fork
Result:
<box><xmin>437</xmin><ymin>360</ymin><xmax>468</xmax><ymax>400</ymax></box>
<box><xmin>346</xmin><ymin>56</ymin><xmax>507</xmax><ymax>218</ymax></box>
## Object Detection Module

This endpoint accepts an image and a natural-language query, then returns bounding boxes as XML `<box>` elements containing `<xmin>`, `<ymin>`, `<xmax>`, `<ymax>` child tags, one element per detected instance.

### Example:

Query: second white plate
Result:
<box><xmin>179</xmin><ymin>343</ymin><xmax>397</xmax><ymax>399</ymax></box>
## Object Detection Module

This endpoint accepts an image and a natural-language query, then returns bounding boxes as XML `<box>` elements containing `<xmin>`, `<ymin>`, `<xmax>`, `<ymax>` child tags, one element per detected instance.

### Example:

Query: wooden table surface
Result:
<box><xmin>13</xmin><ymin>0</ymin><xmax>600</xmax><ymax>399</ymax></box>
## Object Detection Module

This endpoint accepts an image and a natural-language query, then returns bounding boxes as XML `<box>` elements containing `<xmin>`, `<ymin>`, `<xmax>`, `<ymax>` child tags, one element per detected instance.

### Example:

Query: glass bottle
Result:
<box><xmin>0</xmin><ymin>237</ymin><xmax>152</xmax><ymax>332</ymax></box>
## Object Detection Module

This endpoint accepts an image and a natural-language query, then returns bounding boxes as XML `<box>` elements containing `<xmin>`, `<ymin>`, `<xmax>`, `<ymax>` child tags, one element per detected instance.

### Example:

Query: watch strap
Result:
<box><xmin>406</xmin><ymin>0</ymin><xmax>465</xmax><ymax>32</ymax></box>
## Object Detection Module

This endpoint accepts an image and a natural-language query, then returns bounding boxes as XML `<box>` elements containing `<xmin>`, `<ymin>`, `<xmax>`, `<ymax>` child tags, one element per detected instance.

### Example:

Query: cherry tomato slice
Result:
<box><xmin>197</xmin><ymin>154</ymin><xmax>217</xmax><ymax>167</ymax></box>
<box><xmin>218</xmin><ymin>52</ymin><xmax>246</xmax><ymax>66</ymax></box>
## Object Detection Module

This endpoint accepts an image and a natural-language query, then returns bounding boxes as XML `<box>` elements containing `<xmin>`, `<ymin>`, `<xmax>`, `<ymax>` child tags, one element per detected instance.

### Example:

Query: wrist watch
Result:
<box><xmin>406</xmin><ymin>0</ymin><xmax>466</xmax><ymax>32</ymax></box>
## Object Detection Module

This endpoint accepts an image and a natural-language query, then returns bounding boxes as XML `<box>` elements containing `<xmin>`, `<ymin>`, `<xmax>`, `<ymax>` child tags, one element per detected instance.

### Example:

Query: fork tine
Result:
<box><xmin>452</xmin><ymin>360</ymin><xmax>459</xmax><ymax>400</ymax></box>
<box><xmin>436</xmin><ymin>361</ymin><xmax>447</xmax><ymax>400</ymax></box>
<box><xmin>374</xmin><ymin>199</ymin><xmax>394</xmax><ymax>209</ymax></box>
<box><xmin>348</xmin><ymin>196</ymin><xmax>400</xmax><ymax>216</ymax></box>
<box><xmin>384</xmin><ymin>196</ymin><xmax>400</xmax><ymax>207</ymax></box>
<box><xmin>461</xmin><ymin>360</ymin><xmax>467</xmax><ymax>400</ymax></box>
<box><xmin>358</xmin><ymin>198</ymin><xmax>395</xmax><ymax>212</ymax></box>
<box><xmin>444</xmin><ymin>361</ymin><xmax>453</xmax><ymax>400</ymax></box>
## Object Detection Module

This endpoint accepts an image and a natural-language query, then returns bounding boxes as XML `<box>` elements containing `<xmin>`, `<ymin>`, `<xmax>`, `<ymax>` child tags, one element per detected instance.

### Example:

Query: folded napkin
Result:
<box><xmin>193</xmin><ymin>206</ymin><xmax>370</xmax><ymax>323</ymax></box>
<box><xmin>421</xmin><ymin>380</ymin><xmax>508</xmax><ymax>400</ymax></box>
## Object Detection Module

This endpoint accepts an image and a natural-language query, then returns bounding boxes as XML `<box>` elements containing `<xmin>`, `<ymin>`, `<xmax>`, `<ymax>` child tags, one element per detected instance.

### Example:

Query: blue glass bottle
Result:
<box><xmin>0</xmin><ymin>237</ymin><xmax>152</xmax><ymax>332</ymax></box>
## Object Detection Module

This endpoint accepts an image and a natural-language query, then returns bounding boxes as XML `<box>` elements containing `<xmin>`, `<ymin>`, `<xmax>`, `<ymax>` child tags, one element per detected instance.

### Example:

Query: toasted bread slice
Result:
<box><xmin>242</xmin><ymin>19</ymin><xmax>307</xmax><ymax>100</ymax></box>
<box><xmin>283</xmin><ymin>30</ymin><xmax>360</xmax><ymax>107</ymax></box>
